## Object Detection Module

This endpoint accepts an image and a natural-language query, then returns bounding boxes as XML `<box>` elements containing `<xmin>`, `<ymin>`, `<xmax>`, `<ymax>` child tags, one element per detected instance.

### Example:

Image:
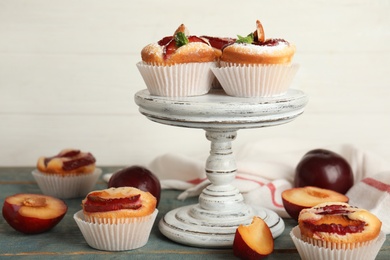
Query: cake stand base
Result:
<box><xmin>159</xmin><ymin>204</ymin><xmax>284</xmax><ymax>248</ymax></box>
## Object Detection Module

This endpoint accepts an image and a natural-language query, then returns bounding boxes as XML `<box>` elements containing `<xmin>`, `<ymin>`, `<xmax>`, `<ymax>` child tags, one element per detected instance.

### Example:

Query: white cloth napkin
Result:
<box><xmin>147</xmin><ymin>138</ymin><xmax>390</xmax><ymax>233</ymax></box>
<box><xmin>347</xmin><ymin>172</ymin><xmax>390</xmax><ymax>234</ymax></box>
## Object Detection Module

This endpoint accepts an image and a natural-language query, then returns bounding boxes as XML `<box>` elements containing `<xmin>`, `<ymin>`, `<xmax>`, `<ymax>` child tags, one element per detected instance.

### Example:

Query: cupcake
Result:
<box><xmin>211</xmin><ymin>20</ymin><xmax>299</xmax><ymax>97</ymax></box>
<box><xmin>32</xmin><ymin>149</ymin><xmax>101</xmax><ymax>199</ymax></box>
<box><xmin>74</xmin><ymin>187</ymin><xmax>158</xmax><ymax>251</ymax></box>
<box><xmin>290</xmin><ymin>202</ymin><xmax>385</xmax><ymax>260</ymax></box>
<box><xmin>137</xmin><ymin>24</ymin><xmax>217</xmax><ymax>97</ymax></box>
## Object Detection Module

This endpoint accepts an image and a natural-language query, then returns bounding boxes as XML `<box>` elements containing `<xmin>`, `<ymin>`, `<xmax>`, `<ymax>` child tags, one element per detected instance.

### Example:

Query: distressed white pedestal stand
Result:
<box><xmin>135</xmin><ymin>89</ymin><xmax>308</xmax><ymax>248</ymax></box>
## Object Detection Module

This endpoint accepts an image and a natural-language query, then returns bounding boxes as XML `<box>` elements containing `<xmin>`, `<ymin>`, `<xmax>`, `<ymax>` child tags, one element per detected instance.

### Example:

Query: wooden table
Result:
<box><xmin>1</xmin><ymin>167</ymin><xmax>389</xmax><ymax>259</ymax></box>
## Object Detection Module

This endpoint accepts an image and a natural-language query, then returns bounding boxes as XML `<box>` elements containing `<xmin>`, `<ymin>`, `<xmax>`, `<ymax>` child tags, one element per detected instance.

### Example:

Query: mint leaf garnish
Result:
<box><xmin>236</xmin><ymin>33</ymin><xmax>254</xmax><ymax>44</ymax></box>
<box><xmin>175</xmin><ymin>32</ymin><xmax>189</xmax><ymax>47</ymax></box>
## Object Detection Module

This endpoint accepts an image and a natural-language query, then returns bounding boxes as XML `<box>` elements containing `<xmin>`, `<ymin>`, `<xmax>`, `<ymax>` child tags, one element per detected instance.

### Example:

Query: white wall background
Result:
<box><xmin>0</xmin><ymin>0</ymin><xmax>389</xmax><ymax>167</ymax></box>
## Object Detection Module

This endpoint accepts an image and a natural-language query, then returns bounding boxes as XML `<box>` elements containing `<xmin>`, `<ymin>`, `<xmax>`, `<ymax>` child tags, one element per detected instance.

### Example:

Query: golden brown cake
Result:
<box><xmin>298</xmin><ymin>202</ymin><xmax>382</xmax><ymax>248</ymax></box>
<box><xmin>75</xmin><ymin>186</ymin><xmax>158</xmax><ymax>251</ymax></box>
<box><xmin>211</xmin><ymin>19</ymin><xmax>299</xmax><ymax>97</ymax></box>
<box><xmin>141</xmin><ymin>24</ymin><xmax>216</xmax><ymax>65</ymax></box>
<box><xmin>82</xmin><ymin>187</ymin><xmax>157</xmax><ymax>223</ymax></box>
<box><xmin>220</xmin><ymin>20</ymin><xmax>296</xmax><ymax>65</ymax></box>
<box><xmin>37</xmin><ymin>149</ymin><xmax>96</xmax><ymax>175</ymax></box>
<box><xmin>137</xmin><ymin>24</ymin><xmax>218</xmax><ymax>97</ymax></box>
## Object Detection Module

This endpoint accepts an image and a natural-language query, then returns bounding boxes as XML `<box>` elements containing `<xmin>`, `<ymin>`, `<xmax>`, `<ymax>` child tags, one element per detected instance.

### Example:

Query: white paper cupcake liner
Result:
<box><xmin>290</xmin><ymin>226</ymin><xmax>385</xmax><ymax>260</ymax></box>
<box><xmin>32</xmin><ymin>168</ymin><xmax>102</xmax><ymax>199</ymax></box>
<box><xmin>136</xmin><ymin>61</ymin><xmax>216</xmax><ymax>97</ymax></box>
<box><xmin>212</xmin><ymin>62</ymin><xmax>299</xmax><ymax>97</ymax></box>
<box><xmin>73</xmin><ymin>209</ymin><xmax>158</xmax><ymax>251</ymax></box>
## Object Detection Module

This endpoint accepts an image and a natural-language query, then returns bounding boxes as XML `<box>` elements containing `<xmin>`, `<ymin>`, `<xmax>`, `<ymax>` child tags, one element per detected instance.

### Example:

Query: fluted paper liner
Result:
<box><xmin>74</xmin><ymin>209</ymin><xmax>158</xmax><ymax>251</ymax></box>
<box><xmin>290</xmin><ymin>226</ymin><xmax>385</xmax><ymax>260</ymax></box>
<box><xmin>32</xmin><ymin>168</ymin><xmax>102</xmax><ymax>199</ymax></box>
<box><xmin>136</xmin><ymin>61</ymin><xmax>216</xmax><ymax>97</ymax></box>
<box><xmin>212</xmin><ymin>62</ymin><xmax>299</xmax><ymax>97</ymax></box>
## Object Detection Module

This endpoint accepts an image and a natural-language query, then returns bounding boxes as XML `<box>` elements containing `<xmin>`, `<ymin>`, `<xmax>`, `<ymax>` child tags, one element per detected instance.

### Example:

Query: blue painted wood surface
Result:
<box><xmin>1</xmin><ymin>167</ymin><xmax>389</xmax><ymax>259</ymax></box>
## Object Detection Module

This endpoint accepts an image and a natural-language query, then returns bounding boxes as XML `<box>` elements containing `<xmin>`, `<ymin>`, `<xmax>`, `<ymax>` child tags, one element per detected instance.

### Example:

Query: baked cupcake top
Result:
<box><xmin>141</xmin><ymin>24</ymin><xmax>216</xmax><ymax>65</ymax></box>
<box><xmin>37</xmin><ymin>149</ymin><xmax>96</xmax><ymax>175</ymax></box>
<box><xmin>82</xmin><ymin>187</ymin><xmax>157</xmax><ymax>220</ymax></box>
<box><xmin>220</xmin><ymin>20</ymin><xmax>296</xmax><ymax>65</ymax></box>
<box><xmin>298</xmin><ymin>202</ymin><xmax>382</xmax><ymax>244</ymax></box>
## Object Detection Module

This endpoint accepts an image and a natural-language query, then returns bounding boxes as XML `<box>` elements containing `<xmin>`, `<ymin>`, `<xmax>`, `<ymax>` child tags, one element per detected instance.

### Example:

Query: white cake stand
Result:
<box><xmin>134</xmin><ymin>88</ymin><xmax>308</xmax><ymax>248</ymax></box>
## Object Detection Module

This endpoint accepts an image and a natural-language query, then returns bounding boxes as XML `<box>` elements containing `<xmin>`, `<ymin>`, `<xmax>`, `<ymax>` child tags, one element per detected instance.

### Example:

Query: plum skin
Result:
<box><xmin>2</xmin><ymin>198</ymin><xmax>67</xmax><ymax>234</ymax></box>
<box><xmin>108</xmin><ymin>166</ymin><xmax>161</xmax><ymax>206</ymax></box>
<box><xmin>294</xmin><ymin>149</ymin><xmax>354</xmax><ymax>194</ymax></box>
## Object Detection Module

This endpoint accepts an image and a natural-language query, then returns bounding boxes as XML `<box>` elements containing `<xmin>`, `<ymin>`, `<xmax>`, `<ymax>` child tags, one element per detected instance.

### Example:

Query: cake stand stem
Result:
<box><xmin>199</xmin><ymin>130</ymin><xmax>246</xmax><ymax>212</ymax></box>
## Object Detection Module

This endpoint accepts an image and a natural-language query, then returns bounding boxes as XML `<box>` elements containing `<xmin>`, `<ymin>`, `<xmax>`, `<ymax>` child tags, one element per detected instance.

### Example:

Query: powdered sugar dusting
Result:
<box><xmin>145</xmin><ymin>43</ymin><xmax>162</xmax><ymax>56</ymax></box>
<box><xmin>232</xmin><ymin>41</ymin><xmax>290</xmax><ymax>54</ymax></box>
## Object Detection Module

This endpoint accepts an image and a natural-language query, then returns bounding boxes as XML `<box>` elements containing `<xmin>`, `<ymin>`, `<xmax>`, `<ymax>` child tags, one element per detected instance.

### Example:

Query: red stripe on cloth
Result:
<box><xmin>362</xmin><ymin>177</ymin><xmax>390</xmax><ymax>193</ymax></box>
<box><xmin>187</xmin><ymin>178</ymin><xmax>207</xmax><ymax>185</ymax></box>
<box><xmin>266</xmin><ymin>182</ymin><xmax>283</xmax><ymax>208</ymax></box>
<box><xmin>236</xmin><ymin>176</ymin><xmax>265</xmax><ymax>186</ymax></box>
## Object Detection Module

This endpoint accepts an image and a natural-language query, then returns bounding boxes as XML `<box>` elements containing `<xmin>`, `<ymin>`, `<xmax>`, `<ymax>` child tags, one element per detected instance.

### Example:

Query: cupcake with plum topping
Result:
<box><xmin>32</xmin><ymin>149</ymin><xmax>101</xmax><ymax>199</ymax></box>
<box><xmin>290</xmin><ymin>202</ymin><xmax>385</xmax><ymax>260</ymax></box>
<box><xmin>211</xmin><ymin>19</ymin><xmax>299</xmax><ymax>97</ymax></box>
<box><xmin>74</xmin><ymin>187</ymin><xmax>158</xmax><ymax>251</ymax></box>
<box><xmin>137</xmin><ymin>24</ymin><xmax>217</xmax><ymax>97</ymax></box>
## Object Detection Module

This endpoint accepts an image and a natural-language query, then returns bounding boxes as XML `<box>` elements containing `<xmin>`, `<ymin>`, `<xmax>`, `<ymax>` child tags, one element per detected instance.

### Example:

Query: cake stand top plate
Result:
<box><xmin>134</xmin><ymin>89</ymin><xmax>308</xmax><ymax>130</ymax></box>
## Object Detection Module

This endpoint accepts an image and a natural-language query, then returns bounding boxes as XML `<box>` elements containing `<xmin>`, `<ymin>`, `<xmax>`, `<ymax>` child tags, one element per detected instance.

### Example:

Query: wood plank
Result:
<box><xmin>0</xmin><ymin>1</ymin><xmax>389</xmax><ymax>53</ymax></box>
<box><xmin>0</xmin><ymin>168</ymin><xmax>234</xmax><ymax>258</ymax></box>
<box><xmin>0</xmin><ymin>52</ymin><xmax>389</xmax><ymax>114</ymax></box>
<box><xmin>0</xmin><ymin>168</ymin><xmax>389</xmax><ymax>259</ymax></box>
<box><xmin>0</xmin><ymin>113</ymin><xmax>389</xmax><ymax>167</ymax></box>
<box><xmin>0</xmin><ymin>0</ymin><xmax>389</xmax><ymax>167</ymax></box>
